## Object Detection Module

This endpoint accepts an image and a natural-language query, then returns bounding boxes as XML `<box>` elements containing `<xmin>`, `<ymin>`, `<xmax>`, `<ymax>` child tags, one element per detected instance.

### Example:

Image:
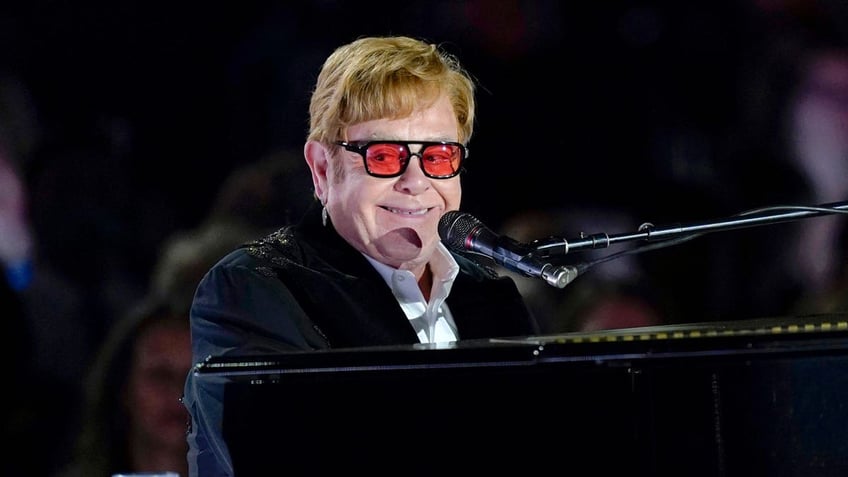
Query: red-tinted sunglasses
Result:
<box><xmin>335</xmin><ymin>140</ymin><xmax>467</xmax><ymax>179</ymax></box>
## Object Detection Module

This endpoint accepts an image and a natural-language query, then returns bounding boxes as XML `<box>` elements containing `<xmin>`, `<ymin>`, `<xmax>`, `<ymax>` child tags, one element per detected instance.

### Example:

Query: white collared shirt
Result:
<box><xmin>364</xmin><ymin>243</ymin><xmax>460</xmax><ymax>344</ymax></box>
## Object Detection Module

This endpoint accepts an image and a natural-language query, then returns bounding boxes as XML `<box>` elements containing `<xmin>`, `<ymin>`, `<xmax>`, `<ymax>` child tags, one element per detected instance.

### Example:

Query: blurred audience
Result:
<box><xmin>0</xmin><ymin>139</ymin><xmax>91</xmax><ymax>389</ymax></box>
<box><xmin>205</xmin><ymin>147</ymin><xmax>314</xmax><ymax>235</ymax></box>
<box><xmin>785</xmin><ymin>42</ymin><xmax>848</xmax><ymax>300</ymax></box>
<box><xmin>54</xmin><ymin>298</ymin><xmax>191</xmax><ymax>477</ymax></box>
<box><xmin>793</xmin><ymin>219</ymin><xmax>848</xmax><ymax>315</ymax></box>
<box><xmin>53</xmin><ymin>143</ymin><xmax>307</xmax><ymax>475</ymax></box>
<box><xmin>27</xmin><ymin>123</ymin><xmax>150</xmax><ymax>339</ymax></box>
<box><xmin>558</xmin><ymin>281</ymin><xmax>666</xmax><ymax>332</ymax></box>
<box><xmin>498</xmin><ymin>206</ymin><xmax>670</xmax><ymax>333</ymax></box>
<box><xmin>53</xmin><ymin>221</ymin><xmax>254</xmax><ymax>477</ymax></box>
<box><xmin>149</xmin><ymin>220</ymin><xmax>259</xmax><ymax>315</ymax></box>
<box><xmin>0</xmin><ymin>70</ymin><xmax>90</xmax><ymax>476</ymax></box>
<box><xmin>722</xmin><ymin>14</ymin><xmax>848</xmax><ymax>319</ymax></box>
<box><xmin>154</xmin><ymin>148</ymin><xmax>314</xmax><ymax>314</ymax></box>
<box><xmin>0</xmin><ymin>259</ymin><xmax>47</xmax><ymax>477</ymax></box>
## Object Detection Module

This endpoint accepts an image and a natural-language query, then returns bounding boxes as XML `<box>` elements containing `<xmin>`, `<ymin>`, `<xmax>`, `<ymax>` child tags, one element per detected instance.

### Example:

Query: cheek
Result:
<box><xmin>437</xmin><ymin>181</ymin><xmax>462</xmax><ymax>209</ymax></box>
<box><xmin>129</xmin><ymin>375</ymin><xmax>173</xmax><ymax>408</ymax></box>
<box><xmin>330</xmin><ymin>175</ymin><xmax>384</xmax><ymax>208</ymax></box>
<box><xmin>127</xmin><ymin>364</ymin><xmax>191</xmax><ymax>416</ymax></box>
<box><xmin>125</xmin><ymin>377</ymin><xmax>157</xmax><ymax>423</ymax></box>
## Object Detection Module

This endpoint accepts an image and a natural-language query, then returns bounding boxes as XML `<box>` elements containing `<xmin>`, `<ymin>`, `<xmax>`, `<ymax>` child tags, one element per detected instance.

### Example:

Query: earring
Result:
<box><xmin>321</xmin><ymin>205</ymin><xmax>329</xmax><ymax>227</ymax></box>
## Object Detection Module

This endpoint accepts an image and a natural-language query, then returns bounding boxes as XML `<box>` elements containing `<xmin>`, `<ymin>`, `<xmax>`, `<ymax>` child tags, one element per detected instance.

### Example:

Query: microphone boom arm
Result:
<box><xmin>534</xmin><ymin>200</ymin><xmax>848</xmax><ymax>255</ymax></box>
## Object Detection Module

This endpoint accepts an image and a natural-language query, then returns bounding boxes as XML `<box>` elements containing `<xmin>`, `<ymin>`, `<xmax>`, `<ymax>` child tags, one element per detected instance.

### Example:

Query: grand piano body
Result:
<box><xmin>194</xmin><ymin>314</ymin><xmax>848</xmax><ymax>476</ymax></box>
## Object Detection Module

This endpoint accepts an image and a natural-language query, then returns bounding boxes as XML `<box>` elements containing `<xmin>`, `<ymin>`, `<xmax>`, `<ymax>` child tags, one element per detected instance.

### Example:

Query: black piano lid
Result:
<box><xmin>194</xmin><ymin>313</ymin><xmax>848</xmax><ymax>379</ymax></box>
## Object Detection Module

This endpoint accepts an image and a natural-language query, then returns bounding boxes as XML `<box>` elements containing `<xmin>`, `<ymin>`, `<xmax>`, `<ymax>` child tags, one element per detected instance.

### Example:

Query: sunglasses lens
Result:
<box><xmin>421</xmin><ymin>144</ymin><xmax>463</xmax><ymax>177</ymax></box>
<box><xmin>364</xmin><ymin>143</ymin><xmax>408</xmax><ymax>176</ymax></box>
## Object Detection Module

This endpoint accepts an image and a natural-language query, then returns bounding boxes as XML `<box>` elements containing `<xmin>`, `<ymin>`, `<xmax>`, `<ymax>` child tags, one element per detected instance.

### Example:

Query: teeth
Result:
<box><xmin>385</xmin><ymin>207</ymin><xmax>428</xmax><ymax>216</ymax></box>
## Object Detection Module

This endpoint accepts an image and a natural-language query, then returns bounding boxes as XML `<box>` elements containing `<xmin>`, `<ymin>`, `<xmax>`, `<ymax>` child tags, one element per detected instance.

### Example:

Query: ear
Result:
<box><xmin>304</xmin><ymin>140</ymin><xmax>331</xmax><ymax>204</ymax></box>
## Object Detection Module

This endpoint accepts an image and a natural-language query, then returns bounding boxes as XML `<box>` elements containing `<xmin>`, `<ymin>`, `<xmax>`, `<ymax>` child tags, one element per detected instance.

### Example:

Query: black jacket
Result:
<box><xmin>183</xmin><ymin>204</ymin><xmax>537</xmax><ymax>476</ymax></box>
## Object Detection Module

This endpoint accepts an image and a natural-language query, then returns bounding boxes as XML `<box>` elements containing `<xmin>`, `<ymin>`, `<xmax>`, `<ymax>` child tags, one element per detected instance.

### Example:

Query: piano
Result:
<box><xmin>194</xmin><ymin>314</ymin><xmax>848</xmax><ymax>476</ymax></box>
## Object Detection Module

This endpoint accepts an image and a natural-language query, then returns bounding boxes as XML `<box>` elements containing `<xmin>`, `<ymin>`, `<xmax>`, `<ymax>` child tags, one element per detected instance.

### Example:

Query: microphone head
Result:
<box><xmin>438</xmin><ymin>210</ymin><xmax>480</xmax><ymax>251</ymax></box>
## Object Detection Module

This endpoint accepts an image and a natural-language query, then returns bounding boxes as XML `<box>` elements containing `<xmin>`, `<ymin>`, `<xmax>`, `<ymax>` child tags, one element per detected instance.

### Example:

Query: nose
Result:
<box><xmin>395</xmin><ymin>154</ymin><xmax>430</xmax><ymax>193</ymax></box>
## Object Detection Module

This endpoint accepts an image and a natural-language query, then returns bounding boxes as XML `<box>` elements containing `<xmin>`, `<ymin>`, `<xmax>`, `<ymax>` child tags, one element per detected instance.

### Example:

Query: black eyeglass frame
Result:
<box><xmin>334</xmin><ymin>140</ymin><xmax>468</xmax><ymax>179</ymax></box>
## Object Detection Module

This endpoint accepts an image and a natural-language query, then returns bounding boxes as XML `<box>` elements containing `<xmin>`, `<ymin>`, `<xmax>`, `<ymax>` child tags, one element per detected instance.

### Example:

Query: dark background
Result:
<box><xmin>2</xmin><ymin>0</ymin><xmax>847</xmax><ymax>328</ymax></box>
<box><xmin>2</xmin><ymin>2</ymin><xmax>848</xmax><ymax>475</ymax></box>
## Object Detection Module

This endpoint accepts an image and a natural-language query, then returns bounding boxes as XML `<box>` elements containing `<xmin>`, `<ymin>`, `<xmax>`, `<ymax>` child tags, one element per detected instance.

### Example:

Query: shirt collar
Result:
<box><xmin>363</xmin><ymin>242</ymin><xmax>460</xmax><ymax>295</ymax></box>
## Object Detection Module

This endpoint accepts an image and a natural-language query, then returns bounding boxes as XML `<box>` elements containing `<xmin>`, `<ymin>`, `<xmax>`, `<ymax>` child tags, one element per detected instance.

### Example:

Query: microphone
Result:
<box><xmin>438</xmin><ymin>210</ymin><xmax>580</xmax><ymax>288</ymax></box>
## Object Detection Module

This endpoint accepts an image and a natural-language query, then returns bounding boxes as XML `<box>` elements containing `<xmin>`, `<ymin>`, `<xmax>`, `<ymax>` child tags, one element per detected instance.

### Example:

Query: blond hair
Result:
<box><xmin>308</xmin><ymin>36</ymin><xmax>476</xmax><ymax>145</ymax></box>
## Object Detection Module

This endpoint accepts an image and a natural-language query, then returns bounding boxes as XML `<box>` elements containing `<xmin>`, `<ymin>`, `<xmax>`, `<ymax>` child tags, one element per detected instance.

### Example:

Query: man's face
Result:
<box><xmin>322</xmin><ymin>94</ymin><xmax>462</xmax><ymax>273</ymax></box>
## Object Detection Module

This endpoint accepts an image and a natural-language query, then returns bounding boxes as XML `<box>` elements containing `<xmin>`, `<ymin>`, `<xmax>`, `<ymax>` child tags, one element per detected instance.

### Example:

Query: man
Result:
<box><xmin>183</xmin><ymin>35</ymin><xmax>538</xmax><ymax>476</ymax></box>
